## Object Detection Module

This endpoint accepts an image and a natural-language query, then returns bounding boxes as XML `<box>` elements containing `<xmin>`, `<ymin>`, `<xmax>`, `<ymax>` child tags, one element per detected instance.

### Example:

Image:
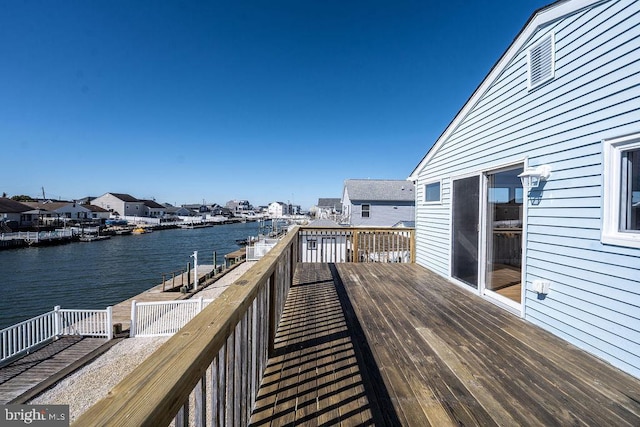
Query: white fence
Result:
<box><xmin>0</xmin><ymin>306</ymin><xmax>113</xmax><ymax>366</ymax></box>
<box><xmin>245</xmin><ymin>238</ymin><xmax>279</xmax><ymax>261</ymax></box>
<box><xmin>0</xmin><ymin>229</ymin><xmax>75</xmax><ymax>242</ymax></box>
<box><xmin>130</xmin><ymin>298</ymin><xmax>213</xmax><ymax>337</ymax></box>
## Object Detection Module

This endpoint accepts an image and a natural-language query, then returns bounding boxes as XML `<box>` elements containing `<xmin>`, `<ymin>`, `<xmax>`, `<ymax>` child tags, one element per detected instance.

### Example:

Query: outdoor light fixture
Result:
<box><xmin>518</xmin><ymin>165</ymin><xmax>551</xmax><ymax>191</ymax></box>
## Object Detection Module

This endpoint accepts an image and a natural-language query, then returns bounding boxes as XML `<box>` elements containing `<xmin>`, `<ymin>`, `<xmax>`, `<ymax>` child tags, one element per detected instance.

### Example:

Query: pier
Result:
<box><xmin>0</xmin><ymin>230</ymin><xmax>77</xmax><ymax>249</ymax></box>
<box><xmin>0</xmin><ymin>258</ymin><xmax>250</xmax><ymax>404</ymax></box>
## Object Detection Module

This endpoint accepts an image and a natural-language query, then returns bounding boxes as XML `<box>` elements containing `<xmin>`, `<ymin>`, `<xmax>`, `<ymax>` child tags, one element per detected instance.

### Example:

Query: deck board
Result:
<box><xmin>0</xmin><ymin>336</ymin><xmax>108</xmax><ymax>404</ymax></box>
<box><xmin>251</xmin><ymin>263</ymin><xmax>640</xmax><ymax>426</ymax></box>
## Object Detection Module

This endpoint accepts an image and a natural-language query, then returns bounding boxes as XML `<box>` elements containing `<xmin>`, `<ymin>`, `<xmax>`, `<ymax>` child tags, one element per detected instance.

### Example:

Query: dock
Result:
<box><xmin>110</xmin><ymin>263</ymin><xmax>223</xmax><ymax>332</ymax></box>
<box><xmin>0</xmin><ymin>337</ymin><xmax>119</xmax><ymax>404</ymax></box>
<box><xmin>0</xmin><ymin>260</ymin><xmax>247</xmax><ymax>404</ymax></box>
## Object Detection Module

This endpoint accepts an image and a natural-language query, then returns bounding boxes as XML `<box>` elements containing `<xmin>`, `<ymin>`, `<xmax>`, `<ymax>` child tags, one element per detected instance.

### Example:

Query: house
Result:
<box><xmin>0</xmin><ymin>197</ymin><xmax>36</xmax><ymax>229</ymax></box>
<box><xmin>316</xmin><ymin>198</ymin><xmax>342</xmax><ymax>221</ymax></box>
<box><xmin>141</xmin><ymin>200</ymin><xmax>166</xmax><ymax>218</ymax></box>
<box><xmin>162</xmin><ymin>203</ymin><xmax>192</xmax><ymax>218</ymax></box>
<box><xmin>226</xmin><ymin>200</ymin><xmax>253</xmax><ymax>216</ymax></box>
<box><xmin>23</xmin><ymin>201</ymin><xmax>94</xmax><ymax>224</ymax></box>
<box><xmin>268</xmin><ymin>202</ymin><xmax>289</xmax><ymax>218</ymax></box>
<box><xmin>85</xmin><ymin>204</ymin><xmax>111</xmax><ymax>222</ymax></box>
<box><xmin>341</xmin><ymin>179</ymin><xmax>415</xmax><ymax>227</ymax></box>
<box><xmin>408</xmin><ymin>0</ymin><xmax>640</xmax><ymax>378</ymax></box>
<box><xmin>92</xmin><ymin>193</ymin><xmax>146</xmax><ymax>217</ymax></box>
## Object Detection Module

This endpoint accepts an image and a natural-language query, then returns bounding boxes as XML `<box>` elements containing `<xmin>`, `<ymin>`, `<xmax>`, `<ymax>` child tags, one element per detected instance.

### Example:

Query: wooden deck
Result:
<box><xmin>250</xmin><ymin>263</ymin><xmax>640</xmax><ymax>426</ymax></box>
<box><xmin>0</xmin><ymin>336</ymin><xmax>112</xmax><ymax>404</ymax></box>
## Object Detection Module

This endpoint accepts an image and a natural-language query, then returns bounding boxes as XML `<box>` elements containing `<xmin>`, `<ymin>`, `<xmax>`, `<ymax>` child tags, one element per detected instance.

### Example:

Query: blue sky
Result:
<box><xmin>0</xmin><ymin>0</ymin><xmax>550</xmax><ymax>209</ymax></box>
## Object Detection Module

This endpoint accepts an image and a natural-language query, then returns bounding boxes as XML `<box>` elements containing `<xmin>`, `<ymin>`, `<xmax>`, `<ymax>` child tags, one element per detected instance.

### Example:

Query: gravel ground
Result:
<box><xmin>30</xmin><ymin>261</ymin><xmax>256</xmax><ymax>423</ymax></box>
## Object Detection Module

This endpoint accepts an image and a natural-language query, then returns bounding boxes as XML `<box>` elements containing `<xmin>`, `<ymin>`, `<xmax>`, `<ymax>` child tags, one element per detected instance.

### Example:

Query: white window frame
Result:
<box><xmin>602</xmin><ymin>133</ymin><xmax>640</xmax><ymax>248</ymax></box>
<box><xmin>424</xmin><ymin>180</ymin><xmax>442</xmax><ymax>204</ymax></box>
<box><xmin>527</xmin><ymin>31</ymin><xmax>555</xmax><ymax>90</ymax></box>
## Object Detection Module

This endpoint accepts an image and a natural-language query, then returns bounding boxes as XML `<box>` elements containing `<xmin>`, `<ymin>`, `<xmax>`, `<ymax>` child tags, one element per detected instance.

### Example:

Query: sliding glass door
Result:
<box><xmin>485</xmin><ymin>166</ymin><xmax>523</xmax><ymax>305</ymax></box>
<box><xmin>452</xmin><ymin>176</ymin><xmax>480</xmax><ymax>288</ymax></box>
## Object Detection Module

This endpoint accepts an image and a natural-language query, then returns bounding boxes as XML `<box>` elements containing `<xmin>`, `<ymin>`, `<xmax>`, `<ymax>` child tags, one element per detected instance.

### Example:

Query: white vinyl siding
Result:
<box><xmin>414</xmin><ymin>0</ymin><xmax>640</xmax><ymax>379</ymax></box>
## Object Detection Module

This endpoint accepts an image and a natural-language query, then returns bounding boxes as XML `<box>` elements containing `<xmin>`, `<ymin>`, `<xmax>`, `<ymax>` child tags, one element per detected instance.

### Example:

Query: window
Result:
<box><xmin>528</xmin><ymin>32</ymin><xmax>555</xmax><ymax>89</ymax></box>
<box><xmin>361</xmin><ymin>204</ymin><xmax>370</xmax><ymax>218</ymax></box>
<box><xmin>307</xmin><ymin>239</ymin><xmax>317</xmax><ymax>250</ymax></box>
<box><xmin>425</xmin><ymin>181</ymin><xmax>441</xmax><ymax>203</ymax></box>
<box><xmin>603</xmin><ymin>134</ymin><xmax>640</xmax><ymax>248</ymax></box>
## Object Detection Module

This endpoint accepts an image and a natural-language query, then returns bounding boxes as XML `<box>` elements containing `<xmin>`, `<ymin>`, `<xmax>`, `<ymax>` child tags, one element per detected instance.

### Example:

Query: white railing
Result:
<box><xmin>246</xmin><ymin>239</ymin><xmax>280</xmax><ymax>261</ymax></box>
<box><xmin>123</xmin><ymin>215</ymin><xmax>162</xmax><ymax>225</ymax></box>
<box><xmin>0</xmin><ymin>229</ymin><xmax>75</xmax><ymax>242</ymax></box>
<box><xmin>130</xmin><ymin>298</ymin><xmax>213</xmax><ymax>337</ymax></box>
<box><xmin>58</xmin><ymin>308</ymin><xmax>114</xmax><ymax>338</ymax></box>
<box><xmin>0</xmin><ymin>306</ymin><xmax>113</xmax><ymax>366</ymax></box>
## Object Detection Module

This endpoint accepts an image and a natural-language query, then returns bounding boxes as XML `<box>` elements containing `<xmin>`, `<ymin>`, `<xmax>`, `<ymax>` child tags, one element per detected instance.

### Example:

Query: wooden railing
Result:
<box><xmin>73</xmin><ymin>227</ymin><xmax>297</xmax><ymax>426</ymax></box>
<box><xmin>298</xmin><ymin>227</ymin><xmax>415</xmax><ymax>263</ymax></box>
<box><xmin>74</xmin><ymin>226</ymin><xmax>413</xmax><ymax>426</ymax></box>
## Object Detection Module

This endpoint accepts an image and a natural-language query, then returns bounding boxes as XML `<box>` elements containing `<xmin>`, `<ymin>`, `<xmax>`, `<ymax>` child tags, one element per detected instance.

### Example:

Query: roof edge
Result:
<box><xmin>408</xmin><ymin>0</ymin><xmax>605</xmax><ymax>181</ymax></box>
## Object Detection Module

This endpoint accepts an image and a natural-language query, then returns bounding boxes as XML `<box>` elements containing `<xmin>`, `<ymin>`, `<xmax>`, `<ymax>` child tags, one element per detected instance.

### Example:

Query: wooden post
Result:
<box><xmin>352</xmin><ymin>229</ymin><xmax>359</xmax><ymax>263</ymax></box>
<box><xmin>187</xmin><ymin>263</ymin><xmax>191</xmax><ymax>289</ymax></box>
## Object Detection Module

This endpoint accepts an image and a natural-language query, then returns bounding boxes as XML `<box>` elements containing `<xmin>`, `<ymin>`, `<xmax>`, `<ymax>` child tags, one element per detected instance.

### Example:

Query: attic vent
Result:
<box><xmin>528</xmin><ymin>32</ymin><xmax>555</xmax><ymax>89</ymax></box>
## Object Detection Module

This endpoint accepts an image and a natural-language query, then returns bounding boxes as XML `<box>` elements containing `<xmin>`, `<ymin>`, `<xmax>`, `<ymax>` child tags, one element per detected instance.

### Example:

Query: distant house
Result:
<box><xmin>408</xmin><ymin>0</ymin><xmax>640</xmax><ymax>379</ymax></box>
<box><xmin>23</xmin><ymin>201</ymin><xmax>93</xmax><ymax>224</ymax></box>
<box><xmin>92</xmin><ymin>193</ymin><xmax>146</xmax><ymax>217</ymax></box>
<box><xmin>0</xmin><ymin>198</ymin><xmax>36</xmax><ymax>229</ymax></box>
<box><xmin>226</xmin><ymin>200</ymin><xmax>253</xmax><ymax>216</ymax></box>
<box><xmin>316</xmin><ymin>198</ymin><xmax>342</xmax><ymax>221</ymax></box>
<box><xmin>268</xmin><ymin>202</ymin><xmax>289</xmax><ymax>218</ymax></box>
<box><xmin>85</xmin><ymin>204</ymin><xmax>111</xmax><ymax>221</ymax></box>
<box><xmin>341</xmin><ymin>179</ymin><xmax>415</xmax><ymax>227</ymax></box>
<box><xmin>162</xmin><ymin>204</ymin><xmax>192</xmax><ymax>218</ymax></box>
<box><xmin>141</xmin><ymin>200</ymin><xmax>166</xmax><ymax>218</ymax></box>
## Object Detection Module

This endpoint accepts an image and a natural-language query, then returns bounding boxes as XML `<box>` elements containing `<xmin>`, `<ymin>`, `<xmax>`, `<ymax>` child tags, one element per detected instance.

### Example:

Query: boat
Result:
<box><xmin>79</xmin><ymin>234</ymin><xmax>111</xmax><ymax>242</ymax></box>
<box><xmin>132</xmin><ymin>227</ymin><xmax>146</xmax><ymax>234</ymax></box>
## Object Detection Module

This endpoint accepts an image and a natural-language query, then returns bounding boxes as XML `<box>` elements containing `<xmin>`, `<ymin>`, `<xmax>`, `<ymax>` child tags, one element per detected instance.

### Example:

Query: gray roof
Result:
<box><xmin>0</xmin><ymin>198</ymin><xmax>33</xmax><ymax>213</ymax></box>
<box><xmin>109</xmin><ymin>193</ymin><xmax>140</xmax><ymax>202</ymax></box>
<box><xmin>317</xmin><ymin>198</ymin><xmax>341</xmax><ymax>208</ymax></box>
<box><xmin>141</xmin><ymin>200</ymin><xmax>165</xmax><ymax>209</ymax></box>
<box><xmin>307</xmin><ymin>218</ymin><xmax>343</xmax><ymax>227</ymax></box>
<box><xmin>344</xmin><ymin>179</ymin><xmax>415</xmax><ymax>202</ymax></box>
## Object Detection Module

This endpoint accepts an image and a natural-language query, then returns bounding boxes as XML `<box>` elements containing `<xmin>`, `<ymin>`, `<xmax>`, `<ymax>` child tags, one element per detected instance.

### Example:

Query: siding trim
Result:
<box><xmin>409</xmin><ymin>0</ymin><xmax>609</xmax><ymax>181</ymax></box>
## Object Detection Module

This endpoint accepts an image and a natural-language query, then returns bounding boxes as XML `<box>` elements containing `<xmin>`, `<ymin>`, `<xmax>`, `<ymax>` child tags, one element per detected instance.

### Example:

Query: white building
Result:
<box><xmin>268</xmin><ymin>201</ymin><xmax>289</xmax><ymax>218</ymax></box>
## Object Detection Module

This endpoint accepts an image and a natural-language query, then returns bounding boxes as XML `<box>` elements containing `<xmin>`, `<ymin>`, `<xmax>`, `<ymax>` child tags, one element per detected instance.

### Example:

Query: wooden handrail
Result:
<box><xmin>73</xmin><ymin>228</ymin><xmax>299</xmax><ymax>426</ymax></box>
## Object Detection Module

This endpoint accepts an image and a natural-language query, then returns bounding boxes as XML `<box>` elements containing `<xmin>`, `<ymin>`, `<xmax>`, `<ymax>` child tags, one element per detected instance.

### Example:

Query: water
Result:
<box><xmin>0</xmin><ymin>221</ymin><xmax>262</xmax><ymax>329</ymax></box>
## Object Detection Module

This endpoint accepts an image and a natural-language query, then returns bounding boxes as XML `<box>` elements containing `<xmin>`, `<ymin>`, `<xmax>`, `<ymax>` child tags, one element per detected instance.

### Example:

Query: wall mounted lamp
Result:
<box><xmin>518</xmin><ymin>165</ymin><xmax>551</xmax><ymax>191</ymax></box>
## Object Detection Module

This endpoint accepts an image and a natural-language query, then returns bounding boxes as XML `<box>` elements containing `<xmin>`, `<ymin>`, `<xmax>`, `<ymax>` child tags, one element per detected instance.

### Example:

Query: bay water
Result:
<box><xmin>0</xmin><ymin>221</ymin><xmax>262</xmax><ymax>330</ymax></box>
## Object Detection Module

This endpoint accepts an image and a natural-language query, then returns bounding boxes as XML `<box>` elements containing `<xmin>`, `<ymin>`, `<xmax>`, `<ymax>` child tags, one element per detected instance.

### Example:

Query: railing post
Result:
<box><xmin>130</xmin><ymin>300</ymin><xmax>137</xmax><ymax>338</ymax></box>
<box><xmin>106</xmin><ymin>306</ymin><xmax>113</xmax><ymax>340</ymax></box>
<box><xmin>268</xmin><ymin>272</ymin><xmax>277</xmax><ymax>357</ymax></box>
<box><xmin>53</xmin><ymin>305</ymin><xmax>61</xmax><ymax>338</ymax></box>
<box><xmin>353</xmin><ymin>229</ymin><xmax>359</xmax><ymax>263</ymax></box>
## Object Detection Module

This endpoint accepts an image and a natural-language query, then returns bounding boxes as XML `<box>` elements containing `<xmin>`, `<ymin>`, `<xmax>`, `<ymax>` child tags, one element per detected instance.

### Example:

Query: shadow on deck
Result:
<box><xmin>251</xmin><ymin>263</ymin><xmax>640</xmax><ymax>426</ymax></box>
